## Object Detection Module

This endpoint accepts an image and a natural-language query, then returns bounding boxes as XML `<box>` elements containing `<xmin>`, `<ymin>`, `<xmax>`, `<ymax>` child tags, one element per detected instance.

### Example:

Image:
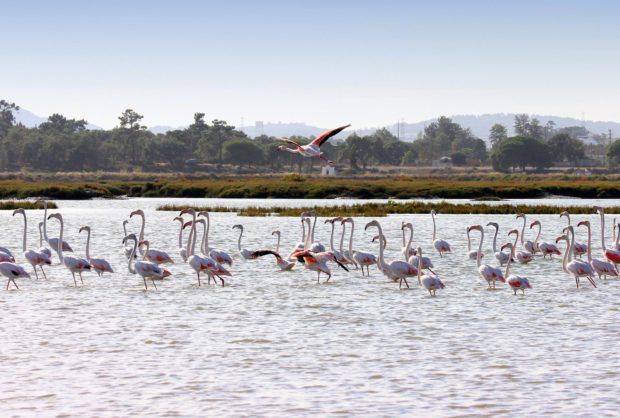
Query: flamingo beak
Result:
<box><xmin>163</xmin><ymin>269</ymin><xmax>172</xmax><ymax>278</ymax></box>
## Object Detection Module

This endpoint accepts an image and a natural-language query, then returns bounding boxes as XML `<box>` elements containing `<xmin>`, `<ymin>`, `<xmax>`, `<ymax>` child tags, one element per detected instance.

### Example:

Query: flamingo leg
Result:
<box><xmin>33</xmin><ymin>266</ymin><xmax>40</xmax><ymax>280</ymax></box>
<box><xmin>215</xmin><ymin>274</ymin><xmax>225</xmax><ymax>286</ymax></box>
<box><xmin>12</xmin><ymin>279</ymin><xmax>19</xmax><ymax>290</ymax></box>
<box><xmin>6</xmin><ymin>279</ymin><xmax>9</xmax><ymax>290</ymax></box>
<box><xmin>41</xmin><ymin>266</ymin><xmax>48</xmax><ymax>280</ymax></box>
<box><xmin>587</xmin><ymin>276</ymin><xmax>597</xmax><ymax>288</ymax></box>
<box><xmin>79</xmin><ymin>272</ymin><xmax>84</xmax><ymax>284</ymax></box>
<box><xmin>143</xmin><ymin>276</ymin><xmax>148</xmax><ymax>290</ymax></box>
<box><xmin>317</xmin><ymin>272</ymin><xmax>320</xmax><ymax>283</ymax></box>
<box><xmin>197</xmin><ymin>272</ymin><xmax>201</xmax><ymax>287</ymax></box>
<box><xmin>72</xmin><ymin>272</ymin><xmax>77</xmax><ymax>287</ymax></box>
<box><xmin>151</xmin><ymin>278</ymin><xmax>158</xmax><ymax>290</ymax></box>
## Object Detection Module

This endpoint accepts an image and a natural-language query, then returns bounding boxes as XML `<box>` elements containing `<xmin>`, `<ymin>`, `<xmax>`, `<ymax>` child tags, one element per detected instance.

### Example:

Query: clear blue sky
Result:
<box><xmin>2</xmin><ymin>0</ymin><xmax>618</xmax><ymax>129</ymax></box>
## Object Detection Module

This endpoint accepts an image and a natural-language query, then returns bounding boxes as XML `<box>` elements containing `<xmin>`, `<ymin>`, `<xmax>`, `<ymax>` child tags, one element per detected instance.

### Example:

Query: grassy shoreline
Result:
<box><xmin>0</xmin><ymin>175</ymin><xmax>619</xmax><ymax>200</ymax></box>
<box><xmin>157</xmin><ymin>201</ymin><xmax>619</xmax><ymax>217</ymax></box>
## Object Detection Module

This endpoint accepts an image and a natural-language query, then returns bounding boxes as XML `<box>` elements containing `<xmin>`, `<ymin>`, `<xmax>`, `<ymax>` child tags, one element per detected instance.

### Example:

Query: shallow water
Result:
<box><xmin>1</xmin><ymin>198</ymin><xmax>619</xmax><ymax>416</ymax></box>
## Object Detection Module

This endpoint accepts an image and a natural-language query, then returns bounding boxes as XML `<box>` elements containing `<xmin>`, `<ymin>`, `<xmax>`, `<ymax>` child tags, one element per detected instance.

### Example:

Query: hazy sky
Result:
<box><xmin>2</xmin><ymin>0</ymin><xmax>618</xmax><ymax>129</ymax></box>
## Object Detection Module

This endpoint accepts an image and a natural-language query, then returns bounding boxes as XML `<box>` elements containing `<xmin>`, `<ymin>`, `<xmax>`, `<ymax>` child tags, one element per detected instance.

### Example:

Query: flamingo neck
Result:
<box><xmin>492</xmin><ymin>226</ymin><xmax>498</xmax><ymax>253</ymax></box>
<box><xmin>476</xmin><ymin>228</ymin><xmax>484</xmax><ymax>268</ymax></box>
<box><xmin>136</xmin><ymin>213</ymin><xmax>146</xmax><ymax>256</ymax></box>
<box><xmin>204</xmin><ymin>213</ymin><xmax>211</xmax><ymax>251</ymax></box>
<box><xmin>311</xmin><ymin>214</ymin><xmax>317</xmax><ymax>243</ymax></box>
<box><xmin>534</xmin><ymin>223</ymin><xmax>541</xmax><ymax>244</ymax></box>
<box><xmin>376</xmin><ymin>225</ymin><xmax>388</xmax><ymax>269</ymax></box>
<box><xmin>328</xmin><ymin>222</ymin><xmax>335</xmax><ymax>251</ymax></box>
<box><xmin>177</xmin><ymin>220</ymin><xmax>184</xmax><ymax>249</ymax></box>
<box><xmin>417</xmin><ymin>250</ymin><xmax>422</xmax><ymax>283</ymax></box>
<box><xmin>57</xmin><ymin>218</ymin><xmax>64</xmax><ymax>263</ymax></box>
<box><xmin>504</xmin><ymin>246</ymin><xmax>512</xmax><ymax>277</ymax></box>
<box><xmin>20</xmin><ymin>213</ymin><xmax>27</xmax><ymax>252</ymax></box>
<box><xmin>198</xmin><ymin>220</ymin><xmax>207</xmax><ymax>254</ymax></box>
<box><xmin>599</xmin><ymin>210</ymin><xmax>606</xmax><ymax>250</ymax></box>
<box><xmin>561</xmin><ymin>237</ymin><xmax>570</xmax><ymax>273</ymax></box>
<box><xmin>237</xmin><ymin>227</ymin><xmax>243</xmax><ymax>252</ymax></box>
<box><xmin>275</xmin><ymin>233</ymin><xmax>280</xmax><ymax>253</ymax></box>
<box><xmin>467</xmin><ymin>229</ymin><xmax>472</xmax><ymax>252</ymax></box>
<box><xmin>186</xmin><ymin>212</ymin><xmax>196</xmax><ymax>257</ymax></box>
<box><xmin>432</xmin><ymin>213</ymin><xmax>437</xmax><ymax>241</ymax></box>
<box><xmin>339</xmin><ymin>222</ymin><xmax>346</xmax><ymax>254</ymax></box>
<box><xmin>347</xmin><ymin>220</ymin><xmax>355</xmax><ymax>256</ymax></box>
<box><xmin>127</xmin><ymin>238</ymin><xmax>137</xmax><ymax>274</ymax></box>
<box><xmin>567</xmin><ymin>229</ymin><xmax>575</xmax><ymax>263</ymax></box>
<box><xmin>141</xmin><ymin>241</ymin><xmax>150</xmax><ymax>260</ymax></box>
<box><xmin>511</xmin><ymin>233</ymin><xmax>518</xmax><ymax>257</ymax></box>
<box><xmin>585</xmin><ymin>224</ymin><xmax>592</xmax><ymax>263</ymax></box>
<box><xmin>520</xmin><ymin>216</ymin><xmax>526</xmax><ymax>245</ymax></box>
<box><xmin>304</xmin><ymin>219</ymin><xmax>312</xmax><ymax>250</ymax></box>
<box><xmin>84</xmin><ymin>229</ymin><xmax>91</xmax><ymax>260</ymax></box>
<box><xmin>404</xmin><ymin>227</ymin><xmax>413</xmax><ymax>260</ymax></box>
<box><xmin>42</xmin><ymin>201</ymin><xmax>50</xmax><ymax>242</ymax></box>
<box><xmin>38</xmin><ymin>223</ymin><xmax>44</xmax><ymax>247</ymax></box>
<box><xmin>301</xmin><ymin>221</ymin><xmax>306</xmax><ymax>243</ymax></box>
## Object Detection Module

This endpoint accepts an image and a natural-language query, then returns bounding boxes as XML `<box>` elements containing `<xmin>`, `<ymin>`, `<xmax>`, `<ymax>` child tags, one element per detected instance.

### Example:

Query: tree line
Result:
<box><xmin>1</xmin><ymin>99</ymin><xmax>618</xmax><ymax>173</ymax></box>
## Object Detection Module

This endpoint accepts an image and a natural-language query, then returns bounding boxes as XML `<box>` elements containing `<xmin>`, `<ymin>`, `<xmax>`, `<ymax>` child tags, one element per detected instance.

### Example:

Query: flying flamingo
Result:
<box><xmin>577</xmin><ymin>220</ymin><xmax>618</xmax><ymax>280</ymax></box>
<box><xmin>341</xmin><ymin>218</ymin><xmax>376</xmax><ymax>276</ymax></box>
<box><xmin>277</xmin><ymin>124</ymin><xmax>350</xmax><ymax>165</ymax></box>
<box><xmin>37</xmin><ymin>222</ymin><xmax>53</xmax><ymax>260</ymax></box>
<box><xmin>129</xmin><ymin>209</ymin><xmax>174</xmax><ymax>264</ymax></box>
<box><xmin>174</xmin><ymin>216</ymin><xmax>188</xmax><ymax>262</ymax></box>
<box><xmin>516</xmin><ymin>213</ymin><xmax>537</xmax><ymax>254</ymax></box>
<box><xmin>181</xmin><ymin>209</ymin><xmax>230</xmax><ymax>286</ymax></box>
<box><xmin>487</xmin><ymin>222</ymin><xmax>510</xmax><ymax>266</ymax></box>
<box><xmin>271</xmin><ymin>230</ymin><xmax>295</xmax><ymax>270</ymax></box>
<box><xmin>555</xmin><ymin>226</ymin><xmax>597</xmax><ymax>288</ymax></box>
<box><xmin>401</xmin><ymin>222</ymin><xmax>435</xmax><ymax>272</ymax></box>
<box><xmin>38</xmin><ymin>199</ymin><xmax>73</xmax><ymax>256</ymax></box>
<box><xmin>79</xmin><ymin>226</ymin><xmax>114</xmax><ymax>276</ymax></box>
<box><xmin>530</xmin><ymin>220</ymin><xmax>561</xmax><ymax>259</ymax></box>
<box><xmin>122</xmin><ymin>220</ymin><xmax>134</xmax><ymax>260</ymax></box>
<box><xmin>0</xmin><ymin>262</ymin><xmax>30</xmax><ymax>290</ymax></box>
<box><xmin>122</xmin><ymin>234</ymin><xmax>171</xmax><ymax>290</ymax></box>
<box><xmin>468</xmin><ymin>225</ymin><xmax>505</xmax><ymax>289</ymax></box>
<box><xmin>431</xmin><ymin>209</ymin><xmax>451</xmax><ymax>257</ymax></box>
<box><xmin>197</xmin><ymin>212</ymin><xmax>233</xmax><ymax>266</ymax></box>
<box><xmin>500</xmin><ymin>243</ymin><xmax>532</xmax><ymax>295</ymax></box>
<box><xmin>365</xmin><ymin>220</ymin><xmax>418</xmax><ymax>288</ymax></box>
<box><xmin>289</xmin><ymin>249</ymin><xmax>348</xmax><ymax>283</ymax></box>
<box><xmin>12</xmin><ymin>208</ymin><xmax>51</xmax><ymax>280</ymax></box>
<box><xmin>47</xmin><ymin>213</ymin><xmax>91</xmax><ymax>286</ymax></box>
<box><xmin>466</xmin><ymin>226</ymin><xmax>483</xmax><ymax>260</ymax></box>
<box><xmin>560</xmin><ymin>211</ymin><xmax>587</xmax><ymax>257</ymax></box>
<box><xmin>594</xmin><ymin>206</ymin><xmax>620</xmax><ymax>264</ymax></box>
<box><xmin>415</xmin><ymin>246</ymin><xmax>444</xmax><ymax>296</ymax></box>
<box><xmin>507</xmin><ymin>229</ymin><xmax>534</xmax><ymax>264</ymax></box>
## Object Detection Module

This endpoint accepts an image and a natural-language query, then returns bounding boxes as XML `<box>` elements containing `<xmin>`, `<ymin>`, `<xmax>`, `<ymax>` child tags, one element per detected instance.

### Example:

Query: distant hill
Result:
<box><xmin>12</xmin><ymin>109</ymin><xmax>620</xmax><ymax>142</ymax></box>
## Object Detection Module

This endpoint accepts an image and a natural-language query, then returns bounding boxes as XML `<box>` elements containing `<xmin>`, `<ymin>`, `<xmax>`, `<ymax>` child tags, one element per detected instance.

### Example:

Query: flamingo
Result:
<box><xmin>12</xmin><ymin>208</ymin><xmax>51</xmax><ymax>280</ymax></box>
<box><xmin>431</xmin><ymin>209</ymin><xmax>451</xmax><ymax>257</ymax></box>
<box><xmin>577</xmin><ymin>220</ymin><xmax>618</xmax><ymax>280</ymax></box>
<box><xmin>401</xmin><ymin>222</ymin><xmax>417</xmax><ymax>258</ymax></box>
<box><xmin>365</xmin><ymin>220</ymin><xmax>418</xmax><ymax>288</ymax></box>
<box><xmin>0</xmin><ymin>248</ymin><xmax>15</xmax><ymax>263</ymax></box>
<box><xmin>341</xmin><ymin>218</ymin><xmax>376</xmax><ymax>276</ymax></box>
<box><xmin>130</xmin><ymin>209</ymin><xmax>174</xmax><ymax>264</ymax></box>
<box><xmin>324</xmin><ymin>217</ymin><xmax>347</xmax><ymax>264</ymax></box>
<box><xmin>290</xmin><ymin>249</ymin><xmax>348</xmax><ymax>283</ymax></box>
<box><xmin>232</xmin><ymin>224</ymin><xmax>258</xmax><ymax>259</ymax></box>
<box><xmin>122</xmin><ymin>220</ymin><xmax>134</xmax><ymax>260</ymax></box>
<box><xmin>594</xmin><ymin>206</ymin><xmax>620</xmax><ymax>264</ymax></box>
<box><xmin>516</xmin><ymin>213</ymin><xmax>536</xmax><ymax>254</ymax></box>
<box><xmin>0</xmin><ymin>262</ymin><xmax>30</xmax><ymax>290</ymax></box>
<box><xmin>47</xmin><ymin>213</ymin><xmax>91</xmax><ymax>286</ymax></box>
<box><xmin>500</xmin><ymin>243</ymin><xmax>532</xmax><ymax>295</ymax></box>
<box><xmin>401</xmin><ymin>222</ymin><xmax>435</xmax><ymax>272</ymax></box>
<box><xmin>174</xmin><ymin>216</ymin><xmax>188</xmax><ymax>262</ymax></box>
<box><xmin>555</xmin><ymin>226</ymin><xmax>597</xmax><ymax>288</ymax></box>
<box><xmin>337</xmin><ymin>217</ymin><xmax>358</xmax><ymax>268</ymax></box>
<box><xmin>487</xmin><ymin>222</ymin><xmax>510</xmax><ymax>266</ymax></box>
<box><xmin>197</xmin><ymin>212</ymin><xmax>233</xmax><ymax>266</ymax></box>
<box><xmin>560</xmin><ymin>211</ymin><xmax>587</xmax><ymax>257</ymax></box>
<box><xmin>303</xmin><ymin>211</ymin><xmax>325</xmax><ymax>253</ymax></box>
<box><xmin>466</xmin><ymin>226</ymin><xmax>483</xmax><ymax>260</ymax></box>
<box><xmin>181</xmin><ymin>209</ymin><xmax>230</xmax><ymax>286</ymax></box>
<box><xmin>122</xmin><ymin>234</ymin><xmax>171</xmax><ymax>290</ymax></box>
<box><xmin>38</xmin><ymin>199</ymin><xmax>73</xmax><ymax>256</ymax></box>
<box><xmin>79</xmin><ymin>226</ymin><xmax>114</xmax><ymax>276</ymax></box>
<box><xmin>271</xmin><ymin>230</ymin><xmax>295</xmax><ymax>270</ymax></box>
<box><xmin>530</xmin><ymin>220</ymin><xmax>561</xmax><ymax>259</ymax></box>
<box><xmin>507</xmin><ymin>229</ymin><xmax>534</xmax><ymax>264</ymax></box>
<box><xmin>415</xmin><ymin>247</ymin><xmax>444</xmax><ymax>296</ymax></box>
<box><xmin>468</xmin><ymin>225</ymin><xmax>505</xmax><ymax>289</ymax></box>
<box><xmin>277</xmin><ymin>124</ymin><xmax>350</xmax><ymax>165</ymax></box>
<box><xmin>38</xmin><ymin>222</ymin><xmax>52</xmax><ymax>259</ymax></box>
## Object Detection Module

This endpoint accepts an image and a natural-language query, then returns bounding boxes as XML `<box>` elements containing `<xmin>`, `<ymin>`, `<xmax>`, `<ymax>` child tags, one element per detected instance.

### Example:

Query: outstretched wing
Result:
<box><xmin>278</xmin><ymin>138</ymin><xmax>304</xmax><ymax>151</ymax></box>
<box><xmin>249</xmin><ymin>249</ymin><xmax>283</xmax><ymax>261</ymax></box>
<box><xmin>310</xmin><ymin>124</ymin><xmax>351</xmax><ymax>147</ymax></box>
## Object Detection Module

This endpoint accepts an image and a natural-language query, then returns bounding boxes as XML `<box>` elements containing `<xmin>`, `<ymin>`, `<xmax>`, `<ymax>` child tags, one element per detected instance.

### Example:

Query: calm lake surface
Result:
<box><xmin>1</xmin><ymin>198</ymin><xmax>619</xmax><ymax>416</ymax></box>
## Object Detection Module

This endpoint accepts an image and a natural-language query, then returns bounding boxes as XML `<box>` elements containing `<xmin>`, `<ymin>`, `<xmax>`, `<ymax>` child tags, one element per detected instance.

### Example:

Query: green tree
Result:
<box><xmin>514</xmin><ymin>114</ymin><xmax>530</xmax><ymax>136</ymax></box>
<box><xmin>118</xmin><ymin>109</ymin><xmax>146</xmax><ymax>130</ymax></box>
<box><xmin>198</xmin><ymin>119</ymin><xmax>237</xmax><ymax>163</ymax></box>
<box><xmin>224</xmin><ymin>140</ymin><xmax>264</xmax><ymax>167</ymax></box>
<box><xmin>489</xmin><ymin>123</ymin><xmax>508</xmax><ymax>148</ymax></box>
<box><xmin>491</xmin><ymin>136</ymin><xmax>552</xmax><ymax>172</ymax></box>
<box><xmin>39</xmin><ymin>113</ymin><xmax>87</xmax><ymax>133</ymax></box>
<box><xmin>548</xmin><ymin>133</ymin><xmax>585</xmax><ymax>165</ymax></box>
<box><xmin>450</xmin><ymin>151</ymin><xmax>467</xmax><ymax>166</ymax></box>
<box><xmin>0</xmin><ymin>100</ymin><xmax>19</xmax><ymax>135</ymax></box>
<box><xmin>607</xmin><ymin>140</ymin><xmax>620</xmax><ymax>167</ymax></box>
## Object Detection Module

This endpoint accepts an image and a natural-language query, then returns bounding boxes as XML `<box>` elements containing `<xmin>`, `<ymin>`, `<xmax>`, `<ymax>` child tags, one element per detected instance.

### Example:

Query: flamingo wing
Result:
<box><xmin>309</xmin><ymin>124</ymin><xmax>351</xmax><ymax>147</ymax></box>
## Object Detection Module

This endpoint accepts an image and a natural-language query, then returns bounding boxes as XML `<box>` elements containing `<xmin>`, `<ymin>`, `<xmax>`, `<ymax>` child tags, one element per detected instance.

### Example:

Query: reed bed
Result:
<box><xmin>0</xmin><ymin>200</ymin><xmax>57</xmax><ymax>210</ymax></box>
<box><xmin>157</xmin><ymin>201</ymin><xmax>620</xmax><ymax>217</ymax></box>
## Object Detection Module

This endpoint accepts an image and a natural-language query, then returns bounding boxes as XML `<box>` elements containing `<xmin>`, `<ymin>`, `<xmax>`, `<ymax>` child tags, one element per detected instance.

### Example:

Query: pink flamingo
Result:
<box><xmin>197</xmin><ymin>212</ymin><xmax>233</xmax><ymax>266</ymax></box>
<box><xmin>365</xmin><ymin>220</ymin><xmax>418</xmax><ymax>288</ymax></box>
<box><xmin>468</xmin><ymin>225</ymin><xmax>505</xmax><ymax>289</ymax></box>
<box><xmin>130</xmin><ymin>209</ymin><xmax>174</xmax><ymax>264</ymax></box>
<box><xmin>431</xmin><ymin>209</ymin><xmax>451</xmax><ymax>257</ymax></box>
<box><xmin>415</xmin><ymin>246</ymin><xmax>444</xmax><ymax>296</ymax></box>
<box><xmin>594</xmin><ymin>206</ymin><xmax>620</xmax><ymax>264</ymax></box>
<box><xmin>174</xmin><ymin>216</ymin><xmax>188</xmax><ymax>262</ymax></box>
<box><xmin>555</xmin><ymin>226</ymin><xmax>597</xmax><ymax>288</ymax></box>
<box><xmin>290</xmin><ymin>249</ymin><xmax>349</xmax><ymax>283</ymax></box>
<box><xmin>516</xmin><ymin>213</ymin><xmax>537</xmax><ymax>254</ymax></box>
<box><xmin>466</xmin><ymin>226</ymin><xmax>483</xmax><ymax>260</ymax></box>
<box><xmin>341</xmin><ymin>218</ymin><xmax>376</xmax><ymax>276</ymax></box>
<box><xmin>500</xmin><ymin>243</ymin><xmax>532</xmax><ymax>295</ymax></box>
<box><xmin>401</xmin><ymin>222</ymin><xmax>435</xmax><ymax>272</ymax></box>
<box><xmin>12</xmin><ymin>208</ymin><xmax>51</xmax><ymax>280</ymax></box>
<box><xmin>0</xmin><ymin>262</ymin><xmax>30</xmax><ymax>290</ymax></box>
<box><xmin>577</xmin><ymin>220</ymin><xmax>619</xmax><ymax>280</ymax></box>
<box><xmin>560</xmin><ymin>211</ymin><xmax>587</xmax><ymax>257</ymax></box>
<box><xmin>122</xmin><ymin>234</ymin><xmax>171</xmax><ymax>290</ymax></box>
<box><xmin>47</xmin><ymin>213</ymin><xmax>91</xmax><ymax>286</ymax></box>
<box><xmin>487</xmin><ymin>222</ymin><xmax>511</xmax><ymax>265</ymax></box>
<box><xmin>530</xmin><ymin>220</ymin><xmax>561</xmax><ymax>259</ymax></box>
<box><xmin>79</xmin><ymin>226</ymin><xmax>114</xmax><ymax>276</ymax></box>
<box><xmin>277</xmin><ymin>124</ymin><xmax>350</xmax><ymax>165</ymax></box>
<box><xmin>271</xmin><ymin>230</ymin><xmax>295</xmax><ymax>270</ymax></box>
<box><xmin>507</xmin><ymin>229</ymin><xmax>534</xmax><ymax>264</ymax></box>
<box><xmin>38</xmin><ymin>199</ymin><xmax>73</xmax><ymax>256</ymax></box>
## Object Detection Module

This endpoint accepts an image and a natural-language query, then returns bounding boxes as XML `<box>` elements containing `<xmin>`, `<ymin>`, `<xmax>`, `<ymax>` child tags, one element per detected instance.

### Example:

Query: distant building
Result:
<box><xmin>321</xmin><ymin>165</ymin><xmax>336</xmax><ymax>176</ymax></box>
<box><xmin>432</xmin><ymin>156</ymin><xmax>453</xmax><ymax>167</ymax></box>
